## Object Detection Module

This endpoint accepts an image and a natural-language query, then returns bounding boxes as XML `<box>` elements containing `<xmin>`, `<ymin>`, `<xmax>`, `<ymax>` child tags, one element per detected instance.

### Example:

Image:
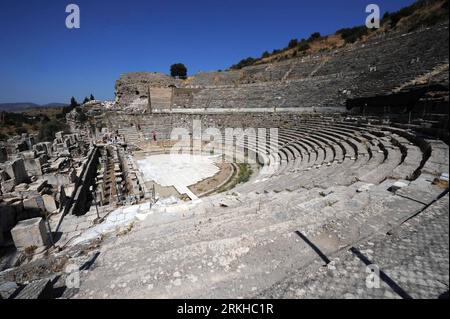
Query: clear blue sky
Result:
<box><xmin>0</xmin><ymin>0</ymin><xmax>415</xmax><ymax>104</ymax></box>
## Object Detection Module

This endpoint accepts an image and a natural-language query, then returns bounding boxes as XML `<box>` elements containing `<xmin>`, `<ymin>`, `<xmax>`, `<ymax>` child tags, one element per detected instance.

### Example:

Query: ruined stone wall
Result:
<box><xmin>115</xmin><ymin>73</ymin><xmax>182</xmax><ymax>109</ymax></box>
<box><xmin>63</xmin><ymin>147</ymin><xmax>100</xmax><ymax>217</ymax></box>
<box><xmin>115</xmin><ymin>23</ymin><xmax>449</xmax><ymax>110</ymax></box>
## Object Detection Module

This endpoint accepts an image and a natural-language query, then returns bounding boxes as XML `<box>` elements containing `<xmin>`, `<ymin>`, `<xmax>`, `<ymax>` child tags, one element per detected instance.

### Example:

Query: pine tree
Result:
<box><xmin>70</xmin><ymin>97</ymin><xmax>79</xmax><ymax>108</ymax></box>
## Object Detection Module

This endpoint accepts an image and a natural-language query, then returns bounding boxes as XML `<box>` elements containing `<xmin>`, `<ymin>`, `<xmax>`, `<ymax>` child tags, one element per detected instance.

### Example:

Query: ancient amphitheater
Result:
<box><xmin>0</xmin><ymin>22</ymin><xmax>449</xmax><ymax>299</ymax></box>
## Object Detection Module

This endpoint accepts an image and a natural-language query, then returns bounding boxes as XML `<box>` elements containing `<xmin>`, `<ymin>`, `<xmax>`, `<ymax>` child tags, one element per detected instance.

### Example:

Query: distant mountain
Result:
<box><xmin>0</xmin><ymin>102</ymin><xmax>68</xmax><ymax>113</ymax></box>
<box><xmin>41</xmin><ymin>103</ymin><xmax>68</xmax><ymax>108</ymax></box>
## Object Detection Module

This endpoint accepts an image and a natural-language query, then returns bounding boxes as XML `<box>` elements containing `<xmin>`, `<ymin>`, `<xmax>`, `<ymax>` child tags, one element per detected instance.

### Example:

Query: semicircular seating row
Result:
<box><xmin>229</xmin><ymin>118</ymin><xmax>430</xmax><ymax>194</ymax></box>
<box><xmin>113</xmin><ymin>115</ymin><xmax>446</xmax><ymax>198</ymax></box>
<box><xmin>90</xmin><ymin>115</ymin><xmax>448</xmax><ymax>298</ymax></box>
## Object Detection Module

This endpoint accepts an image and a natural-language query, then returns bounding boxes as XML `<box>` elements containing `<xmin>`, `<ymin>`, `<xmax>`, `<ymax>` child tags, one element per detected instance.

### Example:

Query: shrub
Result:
<box><xmin>230</xmin><ymin>57</ymin><xmax>256</xmax><ymax>70</ymax></box>
<box><xmin>237</xmin><ymin>163</ymin><xmax>252</xmax><ymax>184</ymax></box>
<box><xmin>387</xmin><ymin>0</ymin><xmax>431</xmax><ymax>28</ymax></box>
<box><xmin>298</xmin><ymin>40</ymin><xmax>310</xmax><ymax>51</ymax></box>
<box><xmin>40</xmin><ymin>115</ymin><xmax>50</xmax><ymax>123</ymax></box>
<box><xmin>288</xmin><ymin>39</ymin><xmax>298</xmax><ymax>49</ymax></box>
<box><xmin>261</xmin><ymin>51</ymin><xmax>271</xmax><ymax>58</ymax></box>
<box><xmin>337</xmin><ymin>26</ymin><xmax>368</xmax><ymax>43</ymax></box>
<box><xmin>15</xmin><ymin>126</ymin><xmax>28</xmax><ymax>135</ymax></box>
<box><xmin>308</xmin><ymin>32</ymin><xmax>322</xmax><ymax>41</ymax></box>
<box><xmin>38</xmin><ymin>120</ymin><xmax>68</xmax><ymax>142</ymax></box>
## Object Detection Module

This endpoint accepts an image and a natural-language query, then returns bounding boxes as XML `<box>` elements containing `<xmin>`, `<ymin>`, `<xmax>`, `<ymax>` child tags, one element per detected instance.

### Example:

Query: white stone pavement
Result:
<box><xmin>136</xmin><ymin>154</ymin><xmax>220</xmax><ymax>200</ymax></box>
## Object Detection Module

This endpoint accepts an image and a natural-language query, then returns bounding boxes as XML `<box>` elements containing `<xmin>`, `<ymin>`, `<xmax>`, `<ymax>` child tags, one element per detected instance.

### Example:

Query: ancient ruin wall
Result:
<box><xmin>115</xmin><ymin>23</ymin><xmax>449</xmax><ymax>111</ymax></box>
<box><xmin>115</xmin><ymin>73</ymin><xmax>181</xmax><ymax>109</ymax></box>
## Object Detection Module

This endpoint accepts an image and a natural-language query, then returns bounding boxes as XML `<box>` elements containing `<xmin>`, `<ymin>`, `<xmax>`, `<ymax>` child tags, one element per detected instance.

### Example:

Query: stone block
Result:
<box><xmin>2</xmin><ymin>197</ymin><xmax>20</xmax><ymax>205</ymax></box>
<box><xmin>55</xmin><ymin>131</ymin><xmax>63</xmax><ymax>140</ymax></box>
<box><xmin>34</xmin><ymin>142</ymin><xmax>53</xmax><ymax>157</ymax></box>
<box><xmin>15</xmin><ymin>183</ymin><xmax>29</xmax><ymax>192</ymax></box>
<box><xmin>23</xmin><ymin>195</ymin><xmax>45</xmax><ymax>212</ymax></box>
<box><xmin>21</xmin><ymin>150</ymin><xmax>36</xmax><ymax>159</ymax></box>
<box><xmin>0</xmin><ymin>282</ymin><xmax>18</xmax><ymax>299</ymax></box>
<box><xmin>11</xmin><ymin>217</ymin><xmax>49</xmax><ymax>250</ymax></box>
<box><xmin>23</xmin><ymin>157</ymin><xmax>44</xmax><ymax>177</ymax></box>
<box><xmin>2</xmin><ymin>158</ymin><xmax>28</xmax><ymax>184</ymax></box>
<box><xmin>14</xmin><ymin>279</ymin><xmax>52</xmax><ymax>299</ymax></box>
<box><xmin>50</xmin><ymin>157</ymin><xmax>66</xmax><ymax>171</ymax></box>
<box><xmin>1</xmin><ymin>179</ymin><xmax>15</xmax><ymax>193</ymax></box>
<box><xmin>28</xmin><ymin>179</ymin><xmax>47</xmax><ymax>193</ymax></box>
<box><xmin>42</xmin><ymin>194</ymin><xmax>57</xmax><ymax>213</ymax></box>
<box><xmin>64</xmin><ymin>183</ymin><xmax>76</xmax><ymax>198</ymax></box>
<box><xmin>43</xmin><ymin>170</ymin><xmax>75</xmax><ymax>187</ymax></box>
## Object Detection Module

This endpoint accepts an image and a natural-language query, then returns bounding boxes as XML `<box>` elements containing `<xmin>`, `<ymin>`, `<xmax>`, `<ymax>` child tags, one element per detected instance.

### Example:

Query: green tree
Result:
<box><xmin>83</xmin><ymin>97</ymin><xmax>90</xmax><ymax>104</ymax></box>
<box><xmin>90</xmin><ymin>94</ymin><xmax>95</xmax><ymax>101</ymax></box>
<box><xmin>70</xmin><ymin>97</ymin><xmax>79</xmax><ymax>108</ymax></box>
<box><xmin>298</xmin><ymin>40</ymin><xmax>310</xmax><ymax>52</ymax></box>
<box><xmin>337</xmin><ymin>26</ymin><xmax>368</xmax><ymax>44</ymax></box>
<box><xmin>308</xmin><ymin>32</ymin><xmax>322</xmax><ymax>41</ymax></box>
<box><xmin>288</xmin><ymin>39</ymin><xmax>298</xmax><ymax>49</ymax></box>
<box><xmin>230</xmin><ymin>57</ymin><xmax>256</xmax><ymax>70</ymax></box>
<box><xmin>261</xmin><ymin>51</ymin><xmax>270</xmax><ymax>59</ymax></box>
<box><xmin>170</xmin><ymin>63</ymin><xmax>188</xmax><ymax>79</ymax></box>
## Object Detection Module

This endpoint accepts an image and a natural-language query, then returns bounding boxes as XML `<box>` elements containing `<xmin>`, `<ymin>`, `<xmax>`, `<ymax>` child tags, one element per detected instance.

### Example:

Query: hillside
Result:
<box><xmin>230</xmin><ymin>0</ymin><xmax>449</xmax><ymax>69</ymax></box>
<box><xmin>0</xmin><ymin>102</ymin><xmax>67</xmax><ymax>113</ymax></box>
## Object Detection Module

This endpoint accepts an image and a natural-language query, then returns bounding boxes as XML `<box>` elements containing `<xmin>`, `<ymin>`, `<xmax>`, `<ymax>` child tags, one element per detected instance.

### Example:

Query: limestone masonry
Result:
<box><xmin>0</xmin><ymin>19</ymin><xmax>448</xmax><ymax>300</ymax></box>
<box><xmin>115</xmin><ymin>24</ymin><xmax>449</xmax><ymax>112</ymax></box>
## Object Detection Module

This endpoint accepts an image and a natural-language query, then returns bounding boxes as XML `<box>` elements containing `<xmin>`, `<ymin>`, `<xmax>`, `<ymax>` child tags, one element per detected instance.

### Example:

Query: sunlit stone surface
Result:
<box><xmin>136</xmin><ymin>154</ymin><xmax>220</xmax><ymax>200</ymax></box>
